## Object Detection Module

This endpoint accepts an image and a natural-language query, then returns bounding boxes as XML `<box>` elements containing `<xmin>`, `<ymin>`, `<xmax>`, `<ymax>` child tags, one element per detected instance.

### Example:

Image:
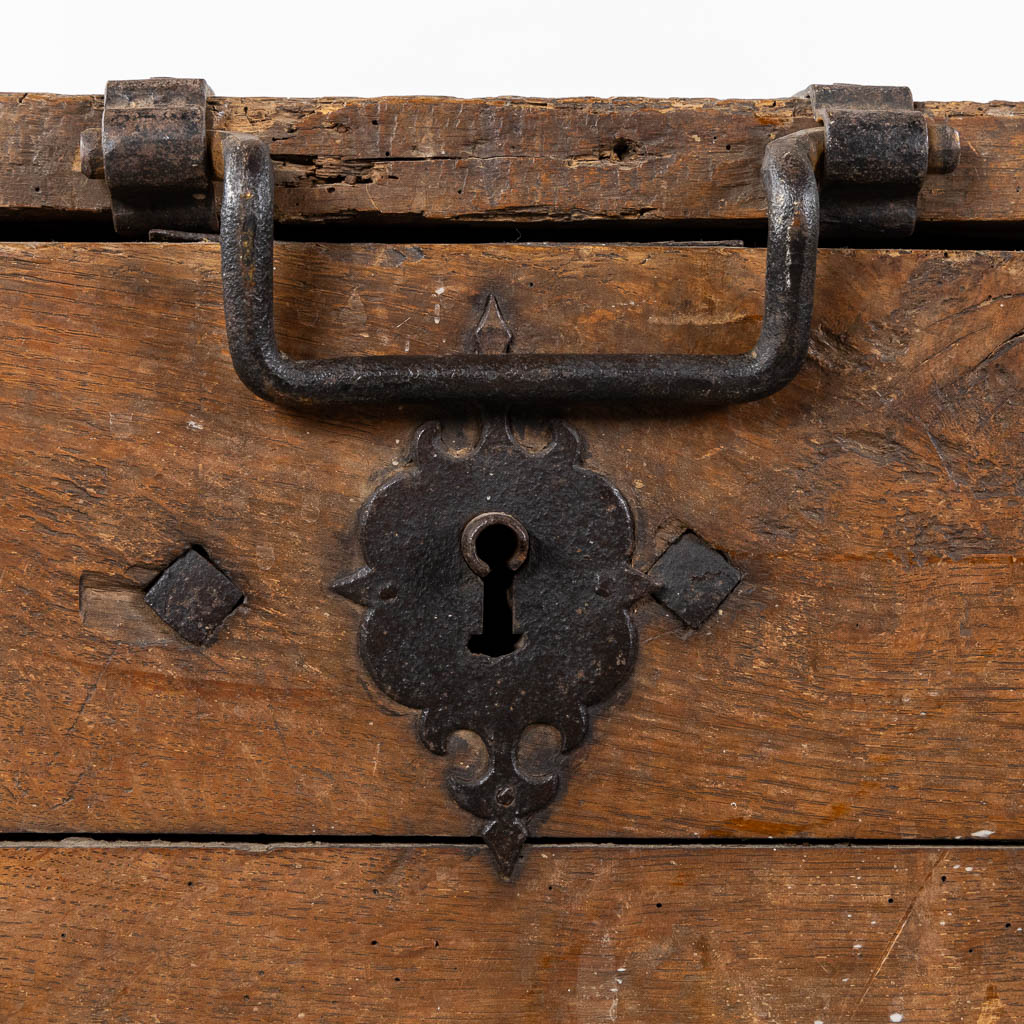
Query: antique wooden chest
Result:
<box><xmin>1</xmin><ymin>81</ymin><xmax>1023</xmax><ymax>1021</ymax></box>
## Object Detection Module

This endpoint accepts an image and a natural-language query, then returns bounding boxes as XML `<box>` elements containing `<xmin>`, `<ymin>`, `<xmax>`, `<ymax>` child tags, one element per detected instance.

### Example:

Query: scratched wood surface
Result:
<box><xmin>2</xmin><ymin>241</ymin><xmax>1023</xmax><ymax>838</ymax></box>
<box><xmin>0</xmin><ymin>843</ymin><xmax>1020</xmax><ymax>1022</ymax></box>
<box><xmin>2</xmin><ymin>93</ymin><xmax>1024</xmax><ymax>226</ymax></box>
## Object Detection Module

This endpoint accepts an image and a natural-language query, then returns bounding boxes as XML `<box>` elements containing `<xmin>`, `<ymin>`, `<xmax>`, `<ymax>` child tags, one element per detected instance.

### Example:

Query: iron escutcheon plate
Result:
<box><xmin>333</xmin><ymin>417</ymin><xmax>652</xmax><ymax>876</ymax></box>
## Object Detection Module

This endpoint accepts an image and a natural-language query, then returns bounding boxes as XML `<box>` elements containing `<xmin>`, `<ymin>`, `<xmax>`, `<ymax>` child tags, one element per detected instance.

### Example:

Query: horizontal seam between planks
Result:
<box><xmin>0</xmin><ymin>834</ymin><xmax>1022</xmax><ymax>850</ymax></box>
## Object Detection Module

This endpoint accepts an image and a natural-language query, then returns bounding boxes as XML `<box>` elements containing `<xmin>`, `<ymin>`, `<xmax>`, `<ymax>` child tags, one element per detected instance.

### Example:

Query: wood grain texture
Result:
<box><xmin>2</xmin><ymin>93</ymin><xmax>1024</xmax><ymax>225</ymax></box>
<box><xmin>0</xmin><ymin>843</ymin><xmax>1021</xmax><ymax>1022</ymax></box>
<box><xmin>2</xmin><ymin>242</ymin><xmax>1024</xmax><ymax>839</ymax></box>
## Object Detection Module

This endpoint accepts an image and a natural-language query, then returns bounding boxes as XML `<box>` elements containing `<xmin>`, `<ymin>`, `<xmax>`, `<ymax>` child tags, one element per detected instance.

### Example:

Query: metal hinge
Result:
<box><xmin>79</xmin><ymin>78</ymin><xmax>217</xmax><ymax>238</ymax></box>
<box><xmin>803</xmin><ymin>83</ymin><xmax>960</xmax><ymax>237</ymax></box>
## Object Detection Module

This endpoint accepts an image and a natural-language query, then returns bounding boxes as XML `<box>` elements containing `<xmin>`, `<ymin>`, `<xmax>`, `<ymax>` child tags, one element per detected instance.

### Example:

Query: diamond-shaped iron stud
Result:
<box><xmin>648</xmin><ymin>531</ymin><xmax>743</xmax><ymax>628</ymax></box>
<box><xmin>144</xmin><ymin>547</ymin><xmax>244</xmax><ymax>645</ymax></box>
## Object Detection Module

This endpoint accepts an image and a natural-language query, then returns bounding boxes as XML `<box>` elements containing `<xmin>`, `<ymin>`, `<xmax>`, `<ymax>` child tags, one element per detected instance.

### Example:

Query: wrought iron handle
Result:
<box><xmin>220</xmin><ymin>129</ymin><xmax>824</xmax><ymax>410</ymax></box>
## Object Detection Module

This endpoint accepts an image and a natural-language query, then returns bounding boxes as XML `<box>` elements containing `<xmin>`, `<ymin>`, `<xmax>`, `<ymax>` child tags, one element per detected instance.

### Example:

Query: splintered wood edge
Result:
<box><xmin>1</xmin><ymin>93</ymin><xmax>1023</xmax><ymax>224</ymax></box>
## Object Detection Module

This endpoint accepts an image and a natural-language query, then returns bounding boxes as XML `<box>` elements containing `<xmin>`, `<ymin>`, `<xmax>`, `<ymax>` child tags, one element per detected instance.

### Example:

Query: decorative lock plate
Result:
<box><xmin>332</xmin><ymin>417</ymin><xmax>652</xmax><ymax>875</ymax></box>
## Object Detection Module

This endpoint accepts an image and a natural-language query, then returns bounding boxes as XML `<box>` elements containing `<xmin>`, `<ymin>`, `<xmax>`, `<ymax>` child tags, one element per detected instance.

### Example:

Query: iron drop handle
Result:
<box><xmin>221</xmin><ymin>129</ymin><xmax>824</xmax><ymax>410</ymax></box>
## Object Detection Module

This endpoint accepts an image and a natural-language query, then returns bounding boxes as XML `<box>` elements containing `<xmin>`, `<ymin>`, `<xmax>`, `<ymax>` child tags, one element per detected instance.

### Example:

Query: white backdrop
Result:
<box><xmin>2</xmin><ymin>0</ymin><xmax>1019</xmax><ymax>100</ymax></box>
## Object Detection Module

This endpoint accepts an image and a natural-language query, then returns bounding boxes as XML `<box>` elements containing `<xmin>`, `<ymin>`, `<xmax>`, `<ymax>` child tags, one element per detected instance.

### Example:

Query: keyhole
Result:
<box><xmin>462</xmin><ymin>512</ymin><xmax>529</xmax><ymax>658</ymax></box>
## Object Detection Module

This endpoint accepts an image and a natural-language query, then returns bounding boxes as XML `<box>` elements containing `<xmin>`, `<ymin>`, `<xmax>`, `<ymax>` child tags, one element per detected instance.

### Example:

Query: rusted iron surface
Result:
<box><xmin>144</xmin><ymin>547</ymin><xmax>244</xmax><ymax>647</ymax></box>
<box><xmin>332</xmin><ymin>417</ymin><xmax>655</xmax><ymax>875</ymax></box>
<box><xmin>81</xmin><ymin>78</ymin><xmax>217</xmax><ymax>237</ymax></box>
<box><xmin>219</xmin><ymin>128</ymin><xmax>822</xmax><ymax>408</ymax></box>
<box><xmin>807</xmin><ymin>83</ymin><xmax>960</xmax><ymax>237</ymax></box>
<box><xmin>648</xmin><ymin>531</ymin><xmax>744</xmax><ymax>629</ymax></box>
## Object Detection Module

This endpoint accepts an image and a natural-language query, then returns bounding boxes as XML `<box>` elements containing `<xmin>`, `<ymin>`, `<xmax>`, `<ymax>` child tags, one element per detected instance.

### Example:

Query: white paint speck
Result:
<box><xmin>434</xmin><ymin>286</ymin><xmax>446</xmax><ymax>295</ymax></box>
<box><xmin>187</xmin><ymin>420</ymin><xmax>203</xmax><ymax>431</ymax></box>
<box><xmin>890</xmin><ymin>1015</ymin><xmax>904</xmax><ymax>1023</ymax></box>
<box><xmin>971</xmin><ymin>829</ymin><xmax>994</xmax><ymax>838</ymax></box>
<box><xmin>853</xmin><ymin>943</ymin><xmax>862</xmax><ymax>949</ymax></box>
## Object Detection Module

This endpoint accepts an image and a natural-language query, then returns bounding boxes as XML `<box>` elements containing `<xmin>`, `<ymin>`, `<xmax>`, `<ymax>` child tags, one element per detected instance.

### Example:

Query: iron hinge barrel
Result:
<box><xmin>80</xmin><ymin>78</ymin><xmax>217</xmax><ymax>238</ymax></box>
<box><xmin>805</xmin><ymin>83</ymin><xmax>961</xmax><ymax>238</ymax></box>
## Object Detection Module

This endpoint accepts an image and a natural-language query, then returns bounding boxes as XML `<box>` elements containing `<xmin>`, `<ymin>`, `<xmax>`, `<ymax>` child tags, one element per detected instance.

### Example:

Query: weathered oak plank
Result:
<box><xmin>0</xmin><ymin>843</ymin><xmax>1020</xmax><ymax>1022</ymax></box>
<box><xmin>2</xmin><ymin>93</ymin><xmax>1023</xmax><ymax>225</ymax></box>
<box><xmin>2</xmin><ymin>242</ymin><xmax>1023</xmax><ymax>839</ymax></box>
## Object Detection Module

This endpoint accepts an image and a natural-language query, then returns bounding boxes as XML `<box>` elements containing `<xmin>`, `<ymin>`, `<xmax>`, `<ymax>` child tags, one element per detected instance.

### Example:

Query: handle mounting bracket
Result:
<box><xmin>806</xmin><ymin>83</ymin><xmax>960</xmax><ymax>238</ymax></box>
<box><xmin>80</xmin><ymin>78</ymin><xmax>217</xmax><ymax>238</ymax></box>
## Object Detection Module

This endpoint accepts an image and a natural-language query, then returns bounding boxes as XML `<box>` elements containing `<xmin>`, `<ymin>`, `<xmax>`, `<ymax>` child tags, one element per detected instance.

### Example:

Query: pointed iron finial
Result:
<box><xmin>483</xmin><ymin>817</ymin><xmax>529</xmax><ymax>879</ymax></box>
